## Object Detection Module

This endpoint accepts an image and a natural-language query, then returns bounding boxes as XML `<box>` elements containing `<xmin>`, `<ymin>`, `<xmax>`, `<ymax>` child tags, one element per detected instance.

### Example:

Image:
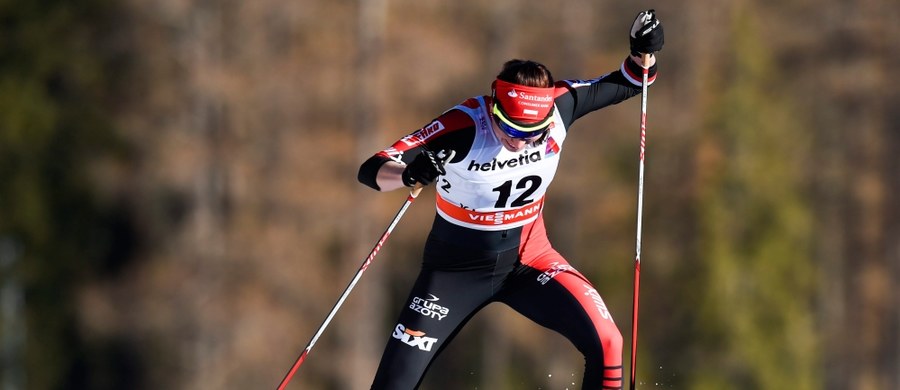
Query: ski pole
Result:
<box><xmin>276</xmin><ymin>183</ymin><xmax>424</xmax><ymax>390</ymax></box>
<box><xmin>629</xmin><ymin>52</ymin><xmax>651</xmax><ymax>390</ymax></box>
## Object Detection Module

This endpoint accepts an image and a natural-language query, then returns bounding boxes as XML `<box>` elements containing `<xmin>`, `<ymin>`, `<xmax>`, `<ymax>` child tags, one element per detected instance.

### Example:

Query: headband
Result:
<box><xmin>492</xmin><ymin>79</ymin><xmax>556</xmax><ymax>132</ymax></box>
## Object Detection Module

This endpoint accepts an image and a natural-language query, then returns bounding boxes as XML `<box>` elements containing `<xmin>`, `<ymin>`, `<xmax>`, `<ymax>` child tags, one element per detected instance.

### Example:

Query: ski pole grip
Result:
<box><xmin>642</xmin><ymin>53</ymin><xmax>652</xmax><ymax>69</ymax></box>
<box><xmin>410</xmin><ymin>183</ymin><xmax>424</xmax><ymax>198</ymax></box>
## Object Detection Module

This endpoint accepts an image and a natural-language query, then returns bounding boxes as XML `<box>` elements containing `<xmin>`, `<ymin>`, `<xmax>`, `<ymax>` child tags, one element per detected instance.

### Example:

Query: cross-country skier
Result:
<box><xmin>357</xmin><ymin>10</ymin><xmax>664</xmax><ymax>390</ymax></box>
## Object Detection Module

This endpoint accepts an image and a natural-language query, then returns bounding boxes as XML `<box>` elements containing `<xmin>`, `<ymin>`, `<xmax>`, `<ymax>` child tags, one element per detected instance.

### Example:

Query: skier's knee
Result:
<box><xmin>601</xmin><ymin>327</ymin><xmax>623</xmax><ymax>357</ymax></box>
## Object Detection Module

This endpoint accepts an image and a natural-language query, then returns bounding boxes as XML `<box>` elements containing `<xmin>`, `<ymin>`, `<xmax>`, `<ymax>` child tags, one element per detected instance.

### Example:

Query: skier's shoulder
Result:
<box><xmin>438</xmin><ymin>102</ymin><xmax>479</xmax><ymax>132</ymax></box>
<box><xmin>409</xmin><ymin>102</ymin><xmax>477</xmax><ymax>157</ymax></box>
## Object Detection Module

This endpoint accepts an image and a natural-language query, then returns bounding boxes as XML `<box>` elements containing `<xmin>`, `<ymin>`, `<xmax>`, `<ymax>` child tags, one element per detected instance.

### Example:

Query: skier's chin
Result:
<box><xmin>502</xmin><ymin>139</ymin><xmax>526</xmax><ymax>152</ymax></box>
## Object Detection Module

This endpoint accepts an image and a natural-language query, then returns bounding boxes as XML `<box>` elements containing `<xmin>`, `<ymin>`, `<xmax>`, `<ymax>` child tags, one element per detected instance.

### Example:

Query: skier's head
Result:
<box><xmin>491</xmin><ymin>59</ymin><xmax>555</xmax><ymax>140</ymax></box>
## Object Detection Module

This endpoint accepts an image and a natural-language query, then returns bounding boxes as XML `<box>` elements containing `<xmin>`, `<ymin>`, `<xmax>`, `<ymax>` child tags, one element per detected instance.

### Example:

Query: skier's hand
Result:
<box><xmin>629</xmin><ymin>9</ymin><xmax>664</xmax><ymax>56</ymax></box>
<box><xmin>402</xmin><ymin>150</ymin><xmax>453</xmax><ymax>187</ymax></box>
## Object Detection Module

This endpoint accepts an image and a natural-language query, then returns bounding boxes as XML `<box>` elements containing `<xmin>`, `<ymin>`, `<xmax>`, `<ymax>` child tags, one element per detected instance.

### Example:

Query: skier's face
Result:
<box><xmin>491</xmin><ymin>115</ymin><xmax>544</xmax><ymax>152</ymax></box>
<box><xmin>493</xmin><ymin>122</ymin><xmax>539</xmax><ymax>152</ymax></box>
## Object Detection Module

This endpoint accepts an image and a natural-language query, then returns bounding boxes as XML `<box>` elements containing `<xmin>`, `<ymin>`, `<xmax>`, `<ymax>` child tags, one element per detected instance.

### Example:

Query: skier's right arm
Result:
<box><xmin>368</xmin><ymin>160</ymin><xmax>408</xmax><ymax>192</ymax></box>
<box><xmin>358</xmin><ymin>109</ymin><xmax>474</xmax><ymax>191</ymax></box>
<box><xmin>363</xmin><ymin>150</ymin><xmax>447</xmax><ymax>192</ymax></box>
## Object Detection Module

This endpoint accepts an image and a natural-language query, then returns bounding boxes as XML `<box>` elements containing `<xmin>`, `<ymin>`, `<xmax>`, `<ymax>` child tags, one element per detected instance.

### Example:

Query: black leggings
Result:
<box><xmin>370</xmin><ymin>215</ymin><xmax>623</xmax><ymax>389</ymax></box>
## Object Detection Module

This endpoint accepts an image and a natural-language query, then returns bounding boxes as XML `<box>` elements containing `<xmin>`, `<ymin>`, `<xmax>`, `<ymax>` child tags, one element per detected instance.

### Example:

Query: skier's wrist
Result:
<box><xmin>622</xmin><ymin>56</ymin><xmax>658</xmax><ymax>87</ymax></box>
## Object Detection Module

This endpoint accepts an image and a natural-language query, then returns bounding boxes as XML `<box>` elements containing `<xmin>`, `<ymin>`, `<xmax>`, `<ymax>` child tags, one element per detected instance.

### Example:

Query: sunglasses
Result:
<box><xmin>491</xmin><ymin>100</ymin><xmax>551</xmax><ymax>142</ymax></box>
<box><xmin>496</xmin><ymin>119</ymin><xmax>547</xmax><ymax>141</ymax></box>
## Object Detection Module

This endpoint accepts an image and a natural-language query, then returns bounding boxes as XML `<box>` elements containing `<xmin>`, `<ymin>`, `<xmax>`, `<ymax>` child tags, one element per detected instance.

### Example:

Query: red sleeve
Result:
<box><xmin>375</xmin><ymin>105</ymin><xmax>475</xmax><ymax>161</ymax></box>
<box><xmin>358</xmin><ymin>104</ymin><xmax>476</xmax><ymax>190</ymax></box>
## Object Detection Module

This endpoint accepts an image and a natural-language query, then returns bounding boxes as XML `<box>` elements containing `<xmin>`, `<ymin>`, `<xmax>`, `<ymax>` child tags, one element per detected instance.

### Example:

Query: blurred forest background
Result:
<box><xmin>1</xmin><ymin>0</ymin><xmax>898</xmax><ymax>389</ymax></box>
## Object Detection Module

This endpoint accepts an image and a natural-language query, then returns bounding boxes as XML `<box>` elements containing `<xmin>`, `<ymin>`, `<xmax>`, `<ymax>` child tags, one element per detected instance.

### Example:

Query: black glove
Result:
<box><xmin>402</xmin><ymin>150</ymin><xmax>449</xmax><ymax>187</ymax></box>
<box><xmin>629</xmin><ymin>9</ymin><xmax>664</xmax><ymax>56</ymax></box>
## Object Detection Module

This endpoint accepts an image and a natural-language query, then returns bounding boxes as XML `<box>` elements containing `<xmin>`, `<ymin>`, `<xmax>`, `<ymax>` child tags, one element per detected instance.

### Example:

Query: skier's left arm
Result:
<box><xmin>554</xmin><ymin>9</ymin><xmax>664</xmax><ymax>126</ymax></box>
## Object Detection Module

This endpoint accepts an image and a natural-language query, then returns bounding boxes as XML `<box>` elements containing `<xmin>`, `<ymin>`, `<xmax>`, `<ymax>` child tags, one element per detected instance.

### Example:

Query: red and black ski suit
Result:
<box><xmin>358</xmin><ymin>57</ymin><xmax>656</xmax><ymax>390</ymax></box>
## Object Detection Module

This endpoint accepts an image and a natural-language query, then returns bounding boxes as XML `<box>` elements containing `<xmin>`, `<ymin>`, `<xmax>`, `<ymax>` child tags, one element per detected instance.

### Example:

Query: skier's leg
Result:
<box><xmin>499</xmin><ymin>253</ymin><xmax>623</xmax><ymax>390</ymax></box>
<box><xmin>370</xmin><ymin>268</ymin><xmax>489</xmax><ymax>389</ymax></box>
<box><xmin>371</xmin><ymin>240</ymin><xmax>519</xmax><ymax>389</ymax></box>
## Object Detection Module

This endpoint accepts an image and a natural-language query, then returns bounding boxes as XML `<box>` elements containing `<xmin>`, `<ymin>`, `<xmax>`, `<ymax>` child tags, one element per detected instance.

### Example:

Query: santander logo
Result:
<box><xmin>518</xmin><ymin>91</ymin><xmax>553</xmax><ymax>102</ymax></box>
<box><xmin>509</xmin><ymin>88</ymin><xmax>553</xmax><ymax>103</ymax></box>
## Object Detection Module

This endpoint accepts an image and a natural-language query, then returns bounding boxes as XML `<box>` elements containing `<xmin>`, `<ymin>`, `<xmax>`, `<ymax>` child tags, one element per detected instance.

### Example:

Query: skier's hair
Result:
<box><xmin>496</xmin><ymin>59</ymin><xmax>554</xmax><ymax>88</ymax></box>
